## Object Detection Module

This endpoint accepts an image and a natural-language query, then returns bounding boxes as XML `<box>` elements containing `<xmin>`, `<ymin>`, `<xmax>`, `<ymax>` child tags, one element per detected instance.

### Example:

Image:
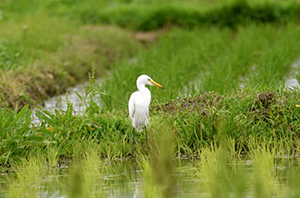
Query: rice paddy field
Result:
<box><xmin>1</xmin><ymin>0</ymin><xmax>300</xmax><ymax>197</ymax></box>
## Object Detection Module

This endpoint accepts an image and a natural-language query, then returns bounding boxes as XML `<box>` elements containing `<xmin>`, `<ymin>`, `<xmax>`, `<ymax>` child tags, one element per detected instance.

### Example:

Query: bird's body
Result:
<box><xmin>129</xmin><ymin>82</ymin><xmax>151</xmax><ymax>132</ymax></box>
<box><xmin>129</xmin><ymin>75</ymin><xmax>164</xmax><ymax>132</ymax></box>
<box><xmin>128</xmin><ymin>74</ymin><xmax>164</xmax><ymax>149</ymax></box>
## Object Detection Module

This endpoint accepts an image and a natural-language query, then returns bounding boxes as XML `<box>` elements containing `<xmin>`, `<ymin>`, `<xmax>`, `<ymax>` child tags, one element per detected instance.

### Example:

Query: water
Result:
<box><xmin>35</xmin><ymin>82</ymin><xmax>86</xmax><ymax>115</ymax></box>
<box><xmin>284</xmin><ymin>58</ymin><xmax>300</xmax><ymax>89</ymax></box>
<box><xmin>40</xmin><ymin>83</ymin><xmax>87</xmax><ymax>113</ymax></box>
<box><xmin>0</xmin><ymin>159</ymin><xmax>197</xmax><ymax>198</ymax></box>
<box><xmin>1</xmin><ymin>156</ymin><xmax>300</xmax><ymax>197</ymax></box>
<box><xmin>31</xmin><ymin>80</ymin><xmax>101</xmax><ymax>124</ymax></box>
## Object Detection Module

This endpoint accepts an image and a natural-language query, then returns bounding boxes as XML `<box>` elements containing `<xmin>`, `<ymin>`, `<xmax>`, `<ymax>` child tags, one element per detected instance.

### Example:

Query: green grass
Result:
<box><xmin>99</xmin><ymin>23</ymin><xmax>300</xmax><ymax>109</ymax></box>
<box><xmin>43</xmin><ymin>0</ymin><xmax>300</xmax><ymax>30</ymax></box>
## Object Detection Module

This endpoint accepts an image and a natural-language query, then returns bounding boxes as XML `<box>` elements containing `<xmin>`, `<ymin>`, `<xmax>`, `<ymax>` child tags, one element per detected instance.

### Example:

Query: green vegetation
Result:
<box><xmin>41</xmin><ymin>0</ymin><xmax>300</xmax><ymax>30</ymax></box>
<box><xmin>0</xmin><ymin>1</ymin><xmax>141</xmax><ymax>109</ymax></box>
<box><xmin>100</xmin><ymin>24</ymin><xmax>300</xmax><ymax>108</ymax></box>
<box><xmin>1</xmin><ymin>0</ymin><xmax>300</xmax><ymax>197</ymax></box>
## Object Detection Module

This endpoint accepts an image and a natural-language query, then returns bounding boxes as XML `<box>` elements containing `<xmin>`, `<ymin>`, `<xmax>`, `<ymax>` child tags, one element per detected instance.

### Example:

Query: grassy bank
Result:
<box><xmin>1</xmin><ymin>84</ymin><xmax>300</xmax><ymax>165</ymax></box>
<box><xmin>0</xmin><ymin>4</ymin><xmax>141</xmax><ymax>109</ymax></box>
<box><xmin>1</xmin><ymin>23</ymin><xmax>300</xmax><ymax>164</ymax></box>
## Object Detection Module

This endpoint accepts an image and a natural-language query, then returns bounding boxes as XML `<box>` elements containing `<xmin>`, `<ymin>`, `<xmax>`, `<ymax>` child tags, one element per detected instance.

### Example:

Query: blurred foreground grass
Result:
<box><xmin>2</xmin><ymin>130</ymin><xmax>300</xmax><ymax>197</ymax></box>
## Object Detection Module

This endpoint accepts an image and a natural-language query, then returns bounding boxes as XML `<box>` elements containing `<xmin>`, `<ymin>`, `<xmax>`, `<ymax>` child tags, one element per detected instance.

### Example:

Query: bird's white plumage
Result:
<box><xmin>129</xmin><ymin>90</ymin><xmax>150</xmax><ymax>132</ymax></box>
<box><xmin>128</xmin><ymin>74</ymin><xmax>163</xmax><ymax>132</ymax></box>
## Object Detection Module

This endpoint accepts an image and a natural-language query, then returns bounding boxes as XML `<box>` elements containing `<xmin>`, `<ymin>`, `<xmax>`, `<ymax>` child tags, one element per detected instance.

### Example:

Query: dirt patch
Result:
<box><xmin>256</xmin><ymin>92</ymin><xmax>276</xmax><ymax>109</ymax></box>
<box><xmin>154</xmin><ymin>92</ymin><xmax>223</xmax><ymax>115</ymax></box>
<box><xmin>248</xmin><ymin>91</ymin><xmax>277</xmax><ymax>122</ymax></box>
<box><xmin>134</xmin><ymin>29</ymin><xmax>168</xmax><ymax>45</ymax></box>
<box><xmin>135</xmin><ymin>31</ymin><xmax>158</xmax><ymax>44</ymax></box>
<box><xmin>154</xmin><ymin>91</ymin><xmax>280</xmax><ymax>122</ymax></box>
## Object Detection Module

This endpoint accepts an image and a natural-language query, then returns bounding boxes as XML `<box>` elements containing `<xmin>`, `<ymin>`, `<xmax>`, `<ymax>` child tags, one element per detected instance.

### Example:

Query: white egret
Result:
<box><xmin>128</xmin><ymin>74</ymin><xmax>164</xmax><ymax>154</ymax></box>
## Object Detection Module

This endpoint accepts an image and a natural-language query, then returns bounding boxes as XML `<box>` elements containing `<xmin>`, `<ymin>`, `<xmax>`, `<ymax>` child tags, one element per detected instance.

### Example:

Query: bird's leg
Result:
<box><xmin>132</xmin><ymin>127</ymin><xmax>137</xmax><ymax>181</ymax></box>
<box><xmin>132</xmin><ymin>127</ymin><xmax>135</xmax><ymax>156</ymax></box>
<box><xmin>145</xmin><ymin>126</ymin><xmax>149</xmax><ymax>150</ymax></box>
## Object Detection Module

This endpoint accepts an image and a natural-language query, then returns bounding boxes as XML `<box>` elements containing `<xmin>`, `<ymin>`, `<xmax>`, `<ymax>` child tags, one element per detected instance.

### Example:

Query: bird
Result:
<box><xmin>128</xmin><ymin>74</ymin><xmax>164</xmax><ymax>154</ymax></box>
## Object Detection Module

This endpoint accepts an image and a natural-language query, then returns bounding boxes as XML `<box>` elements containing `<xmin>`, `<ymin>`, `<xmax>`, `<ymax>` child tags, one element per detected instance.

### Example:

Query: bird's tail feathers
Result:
<box><xmin>136</xmin><ymin>126</ymin><xmax>143</xmax><ymax>132</ymax></box>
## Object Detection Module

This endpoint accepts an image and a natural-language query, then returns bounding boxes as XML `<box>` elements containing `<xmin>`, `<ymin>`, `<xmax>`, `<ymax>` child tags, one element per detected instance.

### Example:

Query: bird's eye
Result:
<box><xmin>147</xmin><ymin>79</ymin><xmax>151</xmax><ymax>81</ymax></box>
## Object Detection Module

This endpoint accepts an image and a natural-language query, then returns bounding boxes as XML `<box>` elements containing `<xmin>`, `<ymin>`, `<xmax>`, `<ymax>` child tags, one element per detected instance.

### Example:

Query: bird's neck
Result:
<box><xmin>138</xmin><ymin>84</ymin><xmax>150</xmax><ymax>94</ymax></box>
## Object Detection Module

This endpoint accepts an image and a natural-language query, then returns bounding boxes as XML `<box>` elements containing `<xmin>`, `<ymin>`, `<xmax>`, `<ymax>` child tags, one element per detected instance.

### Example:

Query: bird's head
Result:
<box><xmin>137</xmin><ymin>74</ymin><xmax>164</xmax><ymax>89</ymax></box>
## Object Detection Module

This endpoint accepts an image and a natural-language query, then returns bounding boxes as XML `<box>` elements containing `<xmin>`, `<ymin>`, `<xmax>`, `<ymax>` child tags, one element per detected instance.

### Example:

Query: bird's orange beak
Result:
<box><xmin>149</xmin><ymin>79</ymin><xmax>164</xmax><ymax>89</ymax></box>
